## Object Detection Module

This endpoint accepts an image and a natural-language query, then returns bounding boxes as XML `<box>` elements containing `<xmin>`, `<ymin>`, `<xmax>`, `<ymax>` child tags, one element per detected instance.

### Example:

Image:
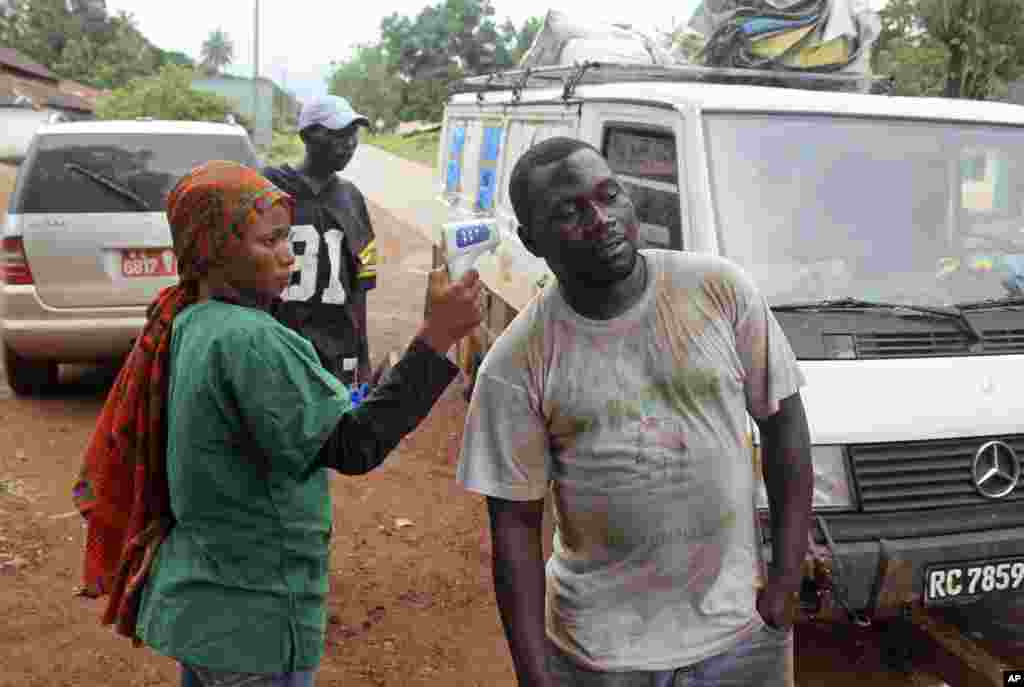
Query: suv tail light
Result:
<box><xmin>2</xmin><ymin>237</ymin><xmax>34</xmax><ymax>285</ymax></box>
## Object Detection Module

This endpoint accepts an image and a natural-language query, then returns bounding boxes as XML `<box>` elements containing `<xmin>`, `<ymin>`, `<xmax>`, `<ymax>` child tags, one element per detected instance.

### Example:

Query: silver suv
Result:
<box><xmin>1</xmin><ymin>119</ymin><xmax>260</xmax><ymax>395</ymax></box>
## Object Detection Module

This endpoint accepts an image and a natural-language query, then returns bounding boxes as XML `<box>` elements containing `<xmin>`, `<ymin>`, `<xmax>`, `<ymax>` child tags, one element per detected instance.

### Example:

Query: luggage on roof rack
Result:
<box><xmin>451</xmin><ymin>60</ymin><xmax>893</xmax><ymax>100</ymax></box>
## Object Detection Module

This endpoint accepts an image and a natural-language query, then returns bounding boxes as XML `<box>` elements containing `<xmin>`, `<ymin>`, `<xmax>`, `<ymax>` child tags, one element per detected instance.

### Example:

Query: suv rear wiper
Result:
<box><xmin>65</xmin><ymin>163</ymin><xmax>151</xmax><ymax>211</ymax></box>
<box><xmin>772</xmin><ymin>297</ymin><xmax>984</xmax><ymax>344</ymax></box>
<box><xmin>957</xmin><ymin>296</ymin><xmax>1024</xmax><ymax>311</ymax></box>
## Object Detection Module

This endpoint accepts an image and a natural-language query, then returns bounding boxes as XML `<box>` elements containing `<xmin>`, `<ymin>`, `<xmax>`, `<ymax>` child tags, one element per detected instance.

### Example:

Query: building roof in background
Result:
<box><xmin>59</xmin><ymin>79</ymin><xmax>108</xmax><ymax>104</ymax></box>
<box><xmin>0</xmin><ymin>46</ymin><xmax>58</xmax><ymax>82</ymax></box>
<box><xmin>0</xmin><ymin>72</ymin><xmax>94</xmax><ymax>112</ymax></box>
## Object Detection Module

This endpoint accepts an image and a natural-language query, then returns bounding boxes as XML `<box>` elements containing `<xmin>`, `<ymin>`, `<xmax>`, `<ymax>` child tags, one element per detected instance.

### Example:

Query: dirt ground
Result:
<box><xmin>0</xmin><ymin>161</ymin><xmax>1018</xmax><ymax>687</ymax></box>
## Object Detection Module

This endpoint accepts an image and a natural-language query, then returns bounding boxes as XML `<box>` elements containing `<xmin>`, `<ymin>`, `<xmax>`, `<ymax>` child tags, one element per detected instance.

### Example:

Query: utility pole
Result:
<box><xmin>253</xmin><ymin>0</ymin><xmax>262</xmax><ymax>145</ymax></box>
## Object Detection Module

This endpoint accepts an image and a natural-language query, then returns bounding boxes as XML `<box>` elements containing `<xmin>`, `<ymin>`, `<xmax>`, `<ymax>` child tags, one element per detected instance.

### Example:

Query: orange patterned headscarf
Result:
<box><xmin>72</xmin><ymin>161</ymin><xmax>293</xmax><ymax>645</ymax></box>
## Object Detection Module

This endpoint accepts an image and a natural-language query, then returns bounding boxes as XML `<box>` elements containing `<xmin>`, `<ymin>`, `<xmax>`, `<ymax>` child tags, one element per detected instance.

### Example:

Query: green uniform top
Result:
<box><xmin>136</xmin><ymin>299</ymin><xmax>351</xmax><ymax>673</ymax></box>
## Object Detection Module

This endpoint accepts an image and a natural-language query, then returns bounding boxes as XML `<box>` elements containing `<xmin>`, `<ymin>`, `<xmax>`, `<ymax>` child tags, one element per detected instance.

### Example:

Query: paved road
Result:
<box><xmin>345</xmin><ymin>144</ymin><xmax>448</xmax><ymax>245</ymax></box>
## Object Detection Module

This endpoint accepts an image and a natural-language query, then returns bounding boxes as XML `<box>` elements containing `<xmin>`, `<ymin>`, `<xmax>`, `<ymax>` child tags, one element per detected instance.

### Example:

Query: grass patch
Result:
<box><xmin>364</xmin><ymin>130</ymin><xmax>440</xmax><ymax>168</ymax></box>
<box><xmin>261</xmin><ymin>131</ymin><xmax>305</xmax><ymax>167</ymax></box>
<box><xmin>259</xmin><ymin>129</ymin><xmax>441</xmax><ymax>169</ymax></box>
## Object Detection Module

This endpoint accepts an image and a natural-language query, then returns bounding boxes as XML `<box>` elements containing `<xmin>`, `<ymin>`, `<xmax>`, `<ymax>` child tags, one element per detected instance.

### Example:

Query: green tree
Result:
<box><xmin>381</xmin><ymin>0</ymin><xmax>529</xmax><ymax>79</ymax></box>
<box><xmin>200</xmin><ymin>28</ymin><xmax>234</xmax><ymax>75</ymax></box>
<box><xmin>872</xmin><ymin>0</ymin><xmax>949</xmax><ymax>97</ymax></box>
<box><xmin>156</xmin><ymin>49</ymin><xmax>195</xmax><ymax>68</ymax></box>
<box><xmin>876</xmin><ymin>0</ymin><xmax>1024</xmax><ymax>100</ymax></box>
<box><xmin>377</xmin><ymin>0</ymin><xmax>541</xmax><ymax>121</ymax></box>
<box><xmin>96</xmin><ymin>64</ymin><xmax>240</xmax><ymax>123</ymax></box>
<box><xmin>511</xmin><ymin>16</ymin><xmax>542</xmax><ymax>65</ymax></box>
<box><xmin>329</xmin><ymin>43</ymin><xmax>404</xmax><ymax>132</ymax></box>
<box><xmin>55</xmin><ymin>11</ymin><xmax>159</xmax><ymax>89</ymax></box>
<box><xmin>0</xmin><ymin>0</ymin><xmax>161</xmax><ymax>89</ymax></box>
<box><xmin>0</xmin><ymin>0</ymin><xmax>74</xmax><ymax>69</ymax></box>
<box><xmin>917</xmin><ymin>0</ymin><xmax>1024</xmax><ymax>99</ymax></box>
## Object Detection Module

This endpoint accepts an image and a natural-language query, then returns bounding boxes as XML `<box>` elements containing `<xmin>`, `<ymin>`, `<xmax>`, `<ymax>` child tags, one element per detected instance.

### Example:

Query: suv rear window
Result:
<box><xmin>11</xmin><ymin>132</ymin><xmax>259</xmax><ymax>214</ymax></box>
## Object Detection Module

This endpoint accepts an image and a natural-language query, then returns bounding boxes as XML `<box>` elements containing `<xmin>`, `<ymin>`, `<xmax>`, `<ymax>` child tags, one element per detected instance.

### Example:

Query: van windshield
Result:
<box><xmin>704</xmin><ymin>114</ymin><xmax>1024</xmax><ymax>308</ymax></box>
<box><xmin>12</xmin><ymin>132</ymin><xmax>259</xmax><ymax>214</ymax></box>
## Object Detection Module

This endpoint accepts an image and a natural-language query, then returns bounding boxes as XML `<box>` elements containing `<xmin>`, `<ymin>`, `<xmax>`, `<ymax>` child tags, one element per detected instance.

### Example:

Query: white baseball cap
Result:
<box><xmin>298</xmin><ymin>95</ymin><xmax>369</xmax><ymax>133</ymax></box>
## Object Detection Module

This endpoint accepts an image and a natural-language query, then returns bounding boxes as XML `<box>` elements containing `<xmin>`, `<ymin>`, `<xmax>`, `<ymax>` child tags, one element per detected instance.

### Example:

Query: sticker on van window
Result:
<box><xmin>446</xmin><ymin>159</ymin><xmax>461</xmax><ymax>193</ymax></box>
<box><xmin>446</xmin><ymin>124</ymin><xmax>467</xmax><ymax>194</ymax></box>
<box><xmin>451</xmin><ymin>125</ymin><xmax>466</xmax><ymax>154</ymax></box>
<box><xmin>476</xmin><ymin>125</ymin><xmax>503</xmax><ymax>211</ymax></box>
<box><xmin>482</xmin><ymin>126</ymin><xmax>502</xmax><ymax>162</ymax></box>
<box><xmin>477</xmin><ymin>168</ymin><xmax>497</xmax><ymax>211</ymax></box>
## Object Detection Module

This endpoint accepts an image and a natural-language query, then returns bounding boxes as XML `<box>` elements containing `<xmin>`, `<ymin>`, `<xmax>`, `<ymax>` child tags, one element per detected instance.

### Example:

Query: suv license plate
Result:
<box><xmin>923</xmin><ymin>556</ymin><xmax>1024</xmax><ymax>606</ymax></box>
<box><xmin>122</xmin><ymin>249</ymin><xmax>177</xmax><ymax>278</ymax></box>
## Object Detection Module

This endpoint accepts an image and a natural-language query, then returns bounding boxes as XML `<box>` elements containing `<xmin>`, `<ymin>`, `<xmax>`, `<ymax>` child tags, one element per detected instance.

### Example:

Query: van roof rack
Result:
<box><xmin>452</xmin><ymin>61</ymin><xmax>893</xmax><ymax>101</ymax></box>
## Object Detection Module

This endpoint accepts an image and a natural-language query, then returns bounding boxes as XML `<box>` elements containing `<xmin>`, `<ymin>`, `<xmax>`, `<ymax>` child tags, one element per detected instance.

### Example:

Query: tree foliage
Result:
<box><xmin>329</xmin><ymin>0</ymin><xmax>541</xmax><ymax>127</ymax></box>
<box><xmin>95</xmin><ymin>64</ymin><xmax>243</xmax><ymax>124</ymax></box>
<box><xmin>328</xmin><ymin>43</ymin><xmax>404</xmax><ymax>132</ymax></box>
<box><xmin>55</xmin><ymin>11</ymin><xmax>160</xmax><ymax>88</ymax></box>
<box><xmin>0</xmin><ymin>0</ymin><xmax>163</xmax><ymax>89</ymax></box>
<box><xmin>917</xmin><ymin>0</ymin><xmax>1024</xmax><ymax>99</ymax></box>
<box><xmin>157</xmin><ymin>49</ymin><xmax>195</xmax><ymax>69</ymax></box>
<box><xmin>200</xmin><ymin>28</ymin><xmax>235</xmax><ymax>76</ymax></box>
<box><xmin>876</xmin><ymin>0</ymin><xmax>1024</xmax><ymax>100</ymax></box>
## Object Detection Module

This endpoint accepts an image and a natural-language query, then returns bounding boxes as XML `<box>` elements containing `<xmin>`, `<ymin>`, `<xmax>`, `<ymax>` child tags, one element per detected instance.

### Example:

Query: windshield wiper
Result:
<box><xmin>772</xmin><ymin>297</ymin><xmax>984</xmax><ymax>344</ymax></box>
<box><xmin>65</xmin><ymin>163</ymin><xmax>151</xmax><ymax>211</ymax></box>
<box><xmin>957</xmin><ymin>296</ymin><xmax>1024</xmax><ymax>311</ymax></box>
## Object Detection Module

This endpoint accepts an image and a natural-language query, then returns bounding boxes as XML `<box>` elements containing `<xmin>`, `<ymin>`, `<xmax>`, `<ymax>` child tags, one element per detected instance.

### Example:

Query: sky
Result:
<box><xmin>105</xmin><ymin>0</ymin><xmax>708</xmax><ymax>102</ymax></box>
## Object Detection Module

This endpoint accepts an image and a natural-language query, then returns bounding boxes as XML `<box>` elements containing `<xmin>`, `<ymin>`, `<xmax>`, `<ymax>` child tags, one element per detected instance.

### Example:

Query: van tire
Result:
<box><xmin>3</xmin><ymin>343</ymin><xmax>58</xmax><ymax>397</ymax></box>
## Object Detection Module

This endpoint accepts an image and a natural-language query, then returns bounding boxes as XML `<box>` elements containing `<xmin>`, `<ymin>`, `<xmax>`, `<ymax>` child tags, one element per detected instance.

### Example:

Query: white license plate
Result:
<box><xmin>923</xmin><ymin>556</ymin><xmax>1024</xmax><ymax>605</ymax></box>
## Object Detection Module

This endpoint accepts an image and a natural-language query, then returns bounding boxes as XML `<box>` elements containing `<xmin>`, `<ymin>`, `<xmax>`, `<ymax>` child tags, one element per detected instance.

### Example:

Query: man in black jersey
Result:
<box><xmin>263</xmin><ymin>95</ymin><xmax>378</xmax><ymax>388</ymax></box>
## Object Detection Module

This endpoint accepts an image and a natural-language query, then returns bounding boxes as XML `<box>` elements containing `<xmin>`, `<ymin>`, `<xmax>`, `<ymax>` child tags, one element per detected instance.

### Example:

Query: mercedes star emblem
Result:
<box><xmin>971</xmin><ymin>441</ymin><xmax>1021</xmax><ymax>499</ymax></box>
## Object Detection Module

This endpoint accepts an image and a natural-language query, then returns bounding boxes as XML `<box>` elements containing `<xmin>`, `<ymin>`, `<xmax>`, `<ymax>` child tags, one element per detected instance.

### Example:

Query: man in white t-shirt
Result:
<box><xmin>456</xmin><ymin>137</ymin><xmax>814</xmax><ymax>687</ymax></box>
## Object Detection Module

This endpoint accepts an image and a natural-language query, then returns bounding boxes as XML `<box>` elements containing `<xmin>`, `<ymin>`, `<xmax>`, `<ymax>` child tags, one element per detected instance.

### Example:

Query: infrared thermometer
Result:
<box><xmin>441</xmin><ymin>218</ymin><xmax>501</xmax><ymax>282</ymax></box>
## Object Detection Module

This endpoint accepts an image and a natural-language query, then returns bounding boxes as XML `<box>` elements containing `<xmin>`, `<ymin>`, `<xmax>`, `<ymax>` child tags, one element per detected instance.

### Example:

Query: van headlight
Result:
<box><xmin>755</xmin><ymin>445</ymin><xmax>855</xmax><ymax>511</ymax></box>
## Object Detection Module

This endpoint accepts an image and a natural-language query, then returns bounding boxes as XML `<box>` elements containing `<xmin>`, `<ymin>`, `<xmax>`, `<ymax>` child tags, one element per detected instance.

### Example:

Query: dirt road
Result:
<box><xmin>0</xmin><ymin>158</ymin><xmax>1016</xmax><ymax>687</ymax></box>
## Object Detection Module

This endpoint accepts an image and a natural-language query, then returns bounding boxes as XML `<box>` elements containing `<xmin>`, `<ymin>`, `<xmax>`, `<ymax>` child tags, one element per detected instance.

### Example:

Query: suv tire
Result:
<box><xmin>3</xmin><ymin>343</ymin><xmax>58</xmax><ymax>396</ymax></box>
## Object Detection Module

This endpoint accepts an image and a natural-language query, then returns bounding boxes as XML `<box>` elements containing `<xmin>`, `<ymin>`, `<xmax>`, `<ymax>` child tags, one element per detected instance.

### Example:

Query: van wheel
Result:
<box><xmin>3</xmin><ymin>343</ymin><xmax>58</xmax><ymax>397</ymax></box>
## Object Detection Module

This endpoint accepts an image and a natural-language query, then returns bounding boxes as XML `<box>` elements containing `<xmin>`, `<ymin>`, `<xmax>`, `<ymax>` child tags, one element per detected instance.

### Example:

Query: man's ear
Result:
<box><xmin>517</xmin><ymin>224</ymin><xmax>540</xmax><ymax>258</ymax></box>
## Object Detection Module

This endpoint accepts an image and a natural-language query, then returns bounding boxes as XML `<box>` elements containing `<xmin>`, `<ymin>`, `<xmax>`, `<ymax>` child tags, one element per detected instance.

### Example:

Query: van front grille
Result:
<box><xmin>854</xmin><ymin>329</ymin><xmax>1024</xmax><ymax>358</ymax></box>
<box><xmin>849</xmin><ymin>435</ymin><xmax>1024</xmax><ymax>512</ymax></box>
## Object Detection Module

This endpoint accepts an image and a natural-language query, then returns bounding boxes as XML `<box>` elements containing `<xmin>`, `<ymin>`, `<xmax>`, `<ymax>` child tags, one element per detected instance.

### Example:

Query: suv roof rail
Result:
<box><xmin>451</xmin><ymin>61</ymin><xmax>894</xmax><ymax>101</ymax></box>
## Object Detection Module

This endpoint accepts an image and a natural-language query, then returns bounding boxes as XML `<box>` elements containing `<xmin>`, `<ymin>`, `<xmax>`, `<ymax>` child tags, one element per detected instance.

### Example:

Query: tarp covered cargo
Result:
<box><xmin>518</xmin><ymin>9</ymin><xmax>674</xmax><ymax>69</ymax></box>
<box><xmin>688</xmin><ymin>0</ymin><xmax>881</xmax><ymax>74</ymax></box>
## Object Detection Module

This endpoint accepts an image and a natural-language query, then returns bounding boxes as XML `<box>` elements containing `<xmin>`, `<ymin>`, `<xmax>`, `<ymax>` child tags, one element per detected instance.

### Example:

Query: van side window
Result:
<box><xmin>602</xmin><ymin>126</ymin><xmax>682</xmax><ymax>250</ymax></box>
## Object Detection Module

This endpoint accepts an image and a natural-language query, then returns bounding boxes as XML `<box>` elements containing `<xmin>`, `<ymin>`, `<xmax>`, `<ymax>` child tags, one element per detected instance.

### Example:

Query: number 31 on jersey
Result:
<box><xmin>283</xmin><ymin>225</ymin><xmax>348</xmax><ymax>305</ymax></box>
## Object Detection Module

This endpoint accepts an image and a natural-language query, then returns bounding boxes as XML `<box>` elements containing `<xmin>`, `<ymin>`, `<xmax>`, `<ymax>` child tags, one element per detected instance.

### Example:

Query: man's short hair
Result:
<box><xmin>508</xmin><ymin>137</ymin><xmax>603</xmax><ymax>230</ymax></box>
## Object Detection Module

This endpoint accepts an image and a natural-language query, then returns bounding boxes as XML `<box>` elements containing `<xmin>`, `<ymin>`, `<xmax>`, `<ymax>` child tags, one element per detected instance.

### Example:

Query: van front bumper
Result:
<box><xmin>763</xmin><ymin>503</ymin><xmax>1024</xmax><ymax>621</ymax></box>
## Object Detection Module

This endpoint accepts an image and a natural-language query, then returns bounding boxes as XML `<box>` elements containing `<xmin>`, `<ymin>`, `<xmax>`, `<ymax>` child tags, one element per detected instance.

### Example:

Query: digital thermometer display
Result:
<box><xmin>454</xmin><ymin>223</ymin><xmax>492</xmax><ymax>249</ymax></box>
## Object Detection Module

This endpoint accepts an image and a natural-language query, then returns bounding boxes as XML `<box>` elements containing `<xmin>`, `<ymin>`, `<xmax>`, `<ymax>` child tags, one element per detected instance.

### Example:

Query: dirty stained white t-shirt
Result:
<box><xmin>456</xmin><ymin>249</ymin><xmax>806</xmax><ymax>672</ymax></box>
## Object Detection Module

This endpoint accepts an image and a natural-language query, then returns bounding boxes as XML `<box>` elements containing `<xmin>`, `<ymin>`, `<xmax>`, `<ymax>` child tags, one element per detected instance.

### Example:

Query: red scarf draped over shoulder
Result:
<box><xmin>71</xmin><ymin>160</ymin><xmax>293</xmax><ymax>645</ymax></box>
